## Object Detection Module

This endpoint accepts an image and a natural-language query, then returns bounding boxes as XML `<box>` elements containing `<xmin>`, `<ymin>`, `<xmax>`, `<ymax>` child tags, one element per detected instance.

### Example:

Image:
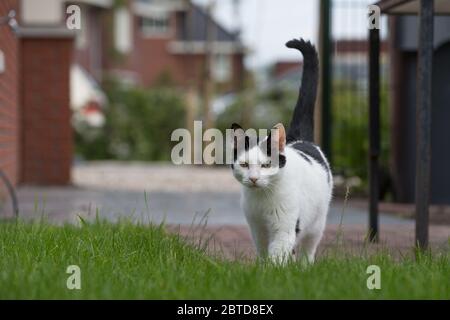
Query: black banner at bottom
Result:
<box><xmin>0</xmin><ymin>300</ymin><xmax>447</xmax><ymax>318</ymax></box>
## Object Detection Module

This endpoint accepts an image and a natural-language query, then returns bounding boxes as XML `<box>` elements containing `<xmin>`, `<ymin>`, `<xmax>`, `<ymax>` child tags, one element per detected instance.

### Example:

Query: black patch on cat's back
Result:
<box><xmin>278</xmin><ymin>154</ymin><xmax>286</xmax><ymax>168</ymax></box>
<box><xmin>295</xmin><ymin>219</ymin><xmax>300</xmax><ymax>235</ymax></box>
<box><xmin>298</xmin><ymin>152</ymin><xmax>311</xmax><ymax>164</ymax></box>
<box><xmin>290</xmin><ymin>141</ymin><xmax>331</xmax><ymax>176</ymax></box>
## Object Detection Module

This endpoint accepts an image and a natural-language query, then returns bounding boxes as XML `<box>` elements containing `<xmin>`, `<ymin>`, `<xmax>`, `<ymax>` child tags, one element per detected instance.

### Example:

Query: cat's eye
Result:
<box><xmin>240</xmin><ymin>162</ymin><xmax>249</xmax><ymax>168</ymax></box>
<box><xmin>261</xmin><ymin>163</ymin><xmax>271</xmax><ymax>168</ymax></box>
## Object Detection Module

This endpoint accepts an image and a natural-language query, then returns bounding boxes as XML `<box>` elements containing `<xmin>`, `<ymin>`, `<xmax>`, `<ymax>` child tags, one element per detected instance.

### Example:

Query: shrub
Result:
<box><xmin>331</xmin><ymin>80</ymin><xmax>390</xmax><ymax>184</ymax></box>
<box><xmin>75</xmin><ymin>83</ymin><xmax>186</xmax><ymax>161</ymax></box>
<box><xmin>215</xmin><ymin>88</ymin><xmax>296</xmax><ymax>133</ymax></box>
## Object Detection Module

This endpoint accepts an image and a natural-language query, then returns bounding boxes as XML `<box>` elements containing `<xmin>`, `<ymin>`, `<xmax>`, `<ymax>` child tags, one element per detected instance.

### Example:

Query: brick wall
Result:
<box><xmin>0</xmin><ymin>0</ymin><xmax>20</xmax><ymax>196</ymax></box>
<box><xmin>72</xmin><ymin>4</ymin><xmax>104</xmax><ymax>82</ymax></box>
<box><xmin>272</xmin><ymin>61</ymin><xmax>302</xmax><ymax>79</ymax></box>
<box><xmin>20</xmin><ymin>37</ymin><xmax>73</xmax><ymax>185</ymax></box>
<box><xmin>101</xmin><ymin>9</ymin><xmax>244</xmax><ymax>91</ymax></box>
<box><xmin>102</xmin><ymin>8</ymin><xmax>180</xmax><ymax>86</ymax></box>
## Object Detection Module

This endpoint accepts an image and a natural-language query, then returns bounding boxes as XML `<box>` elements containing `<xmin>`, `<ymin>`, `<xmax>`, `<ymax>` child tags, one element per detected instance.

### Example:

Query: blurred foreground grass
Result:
<box><xmin>0</xmin><ymin>220</ymin><xmax>448</xmax><ymax>299</ymax></box>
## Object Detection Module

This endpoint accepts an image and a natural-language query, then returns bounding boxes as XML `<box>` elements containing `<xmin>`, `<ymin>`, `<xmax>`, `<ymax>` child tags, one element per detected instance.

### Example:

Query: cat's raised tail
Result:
<box><xmin>285</xmin><ymin>39</ymin><xmax>319</xmax><ymax>143</ymax></box>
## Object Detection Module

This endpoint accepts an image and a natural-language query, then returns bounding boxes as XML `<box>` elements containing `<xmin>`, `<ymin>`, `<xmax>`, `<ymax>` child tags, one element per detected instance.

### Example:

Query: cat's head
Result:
<box><xmin>230</xmin><ymin>123</ymin><xmax>287</xmax><ymax>189</ymax></box>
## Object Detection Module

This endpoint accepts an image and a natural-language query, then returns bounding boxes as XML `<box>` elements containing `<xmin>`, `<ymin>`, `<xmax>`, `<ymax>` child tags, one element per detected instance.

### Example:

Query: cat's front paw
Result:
<box><xmin>267</xmin><ymin>249</ymin><xmax>293</xmax><ymax>265</ymax></box>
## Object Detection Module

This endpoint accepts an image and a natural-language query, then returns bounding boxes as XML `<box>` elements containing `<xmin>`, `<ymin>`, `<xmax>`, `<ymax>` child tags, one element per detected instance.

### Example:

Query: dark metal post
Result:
<box><xmin>320</xmin><ymin>0</ymin><xmax>332</xmax><ymax>164</ymax></box>
<box><xmin>0</xmin><ymin>169</ymin><xmax>19</xmax><ymax>218</ymax></box>
<box><xmin>415</xmin><ymin>0</ymin><xmax>434</xmax><ymax>249</ymax></box>
<box><xmin>368</xmin><ymin>27</ymin><xmax>380</xmax><ymax>243</ymax></box>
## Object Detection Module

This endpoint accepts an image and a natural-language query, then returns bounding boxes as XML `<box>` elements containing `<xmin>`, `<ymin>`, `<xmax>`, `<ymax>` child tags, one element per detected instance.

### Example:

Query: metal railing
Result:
<box><xmin>0</xmin><ymin>168</ymin><xmax>19</xmax><ymax>218</ymax></box>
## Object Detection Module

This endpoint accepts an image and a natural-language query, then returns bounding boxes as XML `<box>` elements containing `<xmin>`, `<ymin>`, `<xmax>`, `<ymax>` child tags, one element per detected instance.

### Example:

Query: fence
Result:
<box><xmin>330</xmin><ymin>0</ymin><xmax>390</xmax><ymax>198</ymax></box>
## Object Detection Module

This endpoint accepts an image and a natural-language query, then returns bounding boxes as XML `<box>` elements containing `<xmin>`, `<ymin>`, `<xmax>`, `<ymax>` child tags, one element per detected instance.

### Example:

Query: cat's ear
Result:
<box><xmin>231</xmin><ymin>123</ymin><xmax>245</xmax><ymax>142</ymax></box>
<box><xmin>260</xmin><ymin>130</ymin><xmax>272</xmax><ymax>156</ymax></box>
<box><xmin>230</xmin><ymin>123</ymin><xmax>246</xmax><ymax>153</ymax></box>
<box><xmin>231</xmin><ymin>123</ymin><xmax>243</xmax><ymax>131</ymax></box>
<box><xmin>272</xmin><ymin>123</ymin><xmax>286</xmax><ymax>153</ymax></box>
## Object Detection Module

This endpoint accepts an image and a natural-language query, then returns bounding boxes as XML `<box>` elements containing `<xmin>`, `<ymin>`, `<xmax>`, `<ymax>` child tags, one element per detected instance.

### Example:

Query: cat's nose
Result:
<box><xmin>249</xmin><ymin>177</ymin><xmax>258</xmax><ymax>184</ymax></box>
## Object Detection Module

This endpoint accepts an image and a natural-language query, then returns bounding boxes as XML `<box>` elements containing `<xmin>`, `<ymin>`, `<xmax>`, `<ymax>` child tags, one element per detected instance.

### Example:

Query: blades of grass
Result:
<box><xmin>87</xmin><ymin>202</ymin><xmax>92</xmax><ymax>217</ymax></box>
<box><xmin>95</xmin><ymin>207</ymin><xmax>100</xmax><ymax>224</ymax></box>
<box><xmin>158</xmin><ymin>211</ymin><xmax>168</xmax><ymax>230</ymax></box>
<box><xmin>336</xmin><ymin>185</ymin><xmax>350</xmax><ymax>245</ymax></box>
<box><xmin>40</xmin><ymin>193</ymin><xmax>47</xmax><ymax>217</ymax></box>
<box><xmin>78</xmin><ymin>214</ymin><xmax>87</xmax><ymax>227</ymax></box>
<box><xmin>188</xmin><ymin>210</ymin><xmax>200</xmax><ymax>237</ymax></box>
<box><xmin>33</xmin><ymin>194</ymin><xmax>38</xmax><ymax>214</ymax></box>
<box><xmin>129</xmin><ymin>207</ymin><xmax>137</xmax><ymax>223</ymax></box>
<box><xmin>196</xmin><ymin>208</ymin><xmax>212</xmax><ymax>249</ymax></box>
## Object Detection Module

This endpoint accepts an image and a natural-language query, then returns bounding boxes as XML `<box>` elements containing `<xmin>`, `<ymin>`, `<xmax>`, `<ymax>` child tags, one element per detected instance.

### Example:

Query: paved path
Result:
<box><xmin>1</xmin><ymin>162</ymin><xmax>448</xmax><ymax>257</ymax></box>
<box><xmin>168</xmin><ymin>224</ymin><xmax>450</xmax><ymax>260</ymax></box>
<box><xmin>4</xmin><ymin>186</ymin><xmax>414</xmax><ymax>226</ymax></box>
<box><xmin>2</xmin><ymin>162</ymin><xmax>413</xmax><ymax>226</ymax></box>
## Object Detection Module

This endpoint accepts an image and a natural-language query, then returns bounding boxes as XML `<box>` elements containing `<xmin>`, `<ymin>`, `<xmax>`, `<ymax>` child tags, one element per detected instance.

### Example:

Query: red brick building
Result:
<box><xmin>271</xmin><ymin>61</ymin><xmax>302</xmax><ymax>79</ymax></box>
<box><xmin>20</xmin><ymin>36</ymin><xmax>73</xmax><ymax>185</ymax></box>
<box><xmin>0</xmin><ymin>0</ymin><xmax>245</xmax><ymax>196</ymax></box>
<box><xmin>0</xmin><ymin>0</ymin><xmax>74</xmax><ymax>194</ymax></box>
<box><xmin>0</xmin><ymin>0</ymin><xmax>20</xmax><ymax>193</ymax></box>
<box><xmin>74</xmin><ymin>0</ymin><xmax>245</xmax><ymax>90</ymax></box>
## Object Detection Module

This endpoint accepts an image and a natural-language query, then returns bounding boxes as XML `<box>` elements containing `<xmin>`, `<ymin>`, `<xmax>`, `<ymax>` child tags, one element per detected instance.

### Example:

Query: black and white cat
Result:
<box><xmin>231</xmin><ymin>39</ymin><xmax>332</xmax><ymax>264</ymax></box>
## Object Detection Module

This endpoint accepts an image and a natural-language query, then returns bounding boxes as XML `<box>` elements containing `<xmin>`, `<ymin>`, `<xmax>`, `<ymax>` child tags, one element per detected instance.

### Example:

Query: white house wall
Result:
<box><xmin>21</xmin><ymin>0</ymin><xmax>64</xmax><ymax>25</ymax></box>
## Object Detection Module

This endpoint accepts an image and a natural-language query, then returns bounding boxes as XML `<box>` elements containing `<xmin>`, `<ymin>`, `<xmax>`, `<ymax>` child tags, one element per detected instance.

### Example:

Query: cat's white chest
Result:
<box><xmin>241</xmin><ymin>188</ymin><xmax>297</xmax><ymax>226</ymax></box>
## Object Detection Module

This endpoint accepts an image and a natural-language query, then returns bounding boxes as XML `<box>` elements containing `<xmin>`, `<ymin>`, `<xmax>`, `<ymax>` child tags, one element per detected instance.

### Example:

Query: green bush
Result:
<box><xmin>331</xmin><ymin>80</ymin><xmax>390</xmax><ymax>183</ymax></box>
<box><xmin>215</xmin><ymin>88</ymin><xmax>296</xmax><ymax>133</ymax></box>
<box><xmin>75</xmin><ymin>83</ymin><xmax>186</xmax><ymax>161</ymax></box>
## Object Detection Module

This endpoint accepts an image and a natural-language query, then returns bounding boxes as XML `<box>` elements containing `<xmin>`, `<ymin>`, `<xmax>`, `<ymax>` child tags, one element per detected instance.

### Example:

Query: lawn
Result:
<box><xmin>0</xmin><ymin>219</ymin><xmax>448</xmax><ymax>299</ymax></box>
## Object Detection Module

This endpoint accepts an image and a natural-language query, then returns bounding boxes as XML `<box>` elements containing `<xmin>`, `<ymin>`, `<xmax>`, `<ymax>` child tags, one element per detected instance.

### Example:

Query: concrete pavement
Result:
<box><xmin>2</xmin><ymin>162</ymin><xmax>413</xmax><ymax>226</ymax></box>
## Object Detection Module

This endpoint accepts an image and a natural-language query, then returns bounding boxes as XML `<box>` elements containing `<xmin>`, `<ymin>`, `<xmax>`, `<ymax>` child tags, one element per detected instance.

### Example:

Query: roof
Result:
<box><xmin>137</xmin><ymin>0</ymin><xmax>186</xmax><ymax>11</ymax></box>
<box><xmin>133</xmin><ymin>0</ymin><xmax>186</xmax><ymax>15</ymax></box>
<box><xmin>375</xmin><ymin>0</ymin><xmax>450</xmax><ymax>15</ymax></box>
<box><xmin>333</xmin><ymin>40</ymin><xmax>389</xmax><ymax>54</ymax></box>
<box><xmin>272</xmin><ymin>61</ymin><xmax>302</xmax><ymax>79</ymax></box>
<box><xmin>73</xmin><ymin>0</ymin><xmax>113</xmax><ymax>8</ymax></box>
<box><xmin>176</xmin><ymin>2</ymin><xmax>240</xmax><ymax>43</ymax></box>
<box><xmin>134</xmin><ymin>0</ymin><xmax>240</xmax><ymax>44</ymax></box>
<box><xmin>168</xmin><ymin>1</ymin><xmax>244</xmax><ymax>54</ymax></box>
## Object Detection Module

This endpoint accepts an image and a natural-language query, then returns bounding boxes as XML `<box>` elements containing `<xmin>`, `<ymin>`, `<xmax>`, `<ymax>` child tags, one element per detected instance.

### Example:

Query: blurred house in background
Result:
<box><xmin>333</xmin><ymin>39</ymin><xmax>389</xmax><ymax>88</ymax></box>
<box><xmin>272</xmin><ymin>61</ymin><xmax>302</xmax><ymax>79</ymax></box>
<box><xmin>72</xmin><ymin>0</ymin><xmax>245</xmax><ymax>89</ymax></box>
<box><xmin>0</xmin><ymin>1</ymin><xmax>21</xmax><ymax>193</ymax></box>
<box><xmin>0</xmin><ymin>0</ymin><xmax>245</xmax><ymax>194</ymax></box>
<box><xmin>263</xmin><ymin>40</ymin><xmax>389</xmax><ymax>93</ymax></box>
<box><xmin>265</xmin><ymin>61</ymin><xmax>302</xmax><ymax>92</ymax></box>
<box><xmin>72</xmin><ymin>0</ymin><xmax>245</xmax><ymax>121</ymax></box>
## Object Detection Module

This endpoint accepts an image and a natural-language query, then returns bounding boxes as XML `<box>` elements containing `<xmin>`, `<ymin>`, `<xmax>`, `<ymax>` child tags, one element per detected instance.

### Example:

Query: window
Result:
<box><xmin>212</xmin><ymin>54</ymin><xmax>231</xmax><ymax>82</ymax></box>
<box><xmin>114</xmin><ymin>8</ymin><xmax>133</xmax><ymax>54</ymax></box>
<box><xmin>0</xmin><ymin>50</ymin><xmax>5</xmax><ymax>74</ymax></box>
<box><xmin>74</xmin><ymin>7</ymin><xmax>87</xmax><ymax>49</ymax></box>
<box><xmin>141</xmin><ymin>16</ymin><xmax>170</xmax><ymax>37</ymax></box>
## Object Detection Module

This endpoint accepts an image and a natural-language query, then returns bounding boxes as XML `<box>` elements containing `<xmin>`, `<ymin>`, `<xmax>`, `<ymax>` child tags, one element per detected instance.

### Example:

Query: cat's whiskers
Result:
<box><xmin>261</xmin><ymin>181</ymin><xmax>278</xmax><ymax>198</ymax></box>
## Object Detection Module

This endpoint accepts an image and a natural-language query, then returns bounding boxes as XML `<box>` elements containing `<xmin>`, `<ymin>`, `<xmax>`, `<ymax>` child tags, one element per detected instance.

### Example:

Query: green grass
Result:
<box><xmin>0</xmin><ymin>219</ymin><xmax>448</xmax><ymax>299</ymax></box>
